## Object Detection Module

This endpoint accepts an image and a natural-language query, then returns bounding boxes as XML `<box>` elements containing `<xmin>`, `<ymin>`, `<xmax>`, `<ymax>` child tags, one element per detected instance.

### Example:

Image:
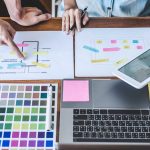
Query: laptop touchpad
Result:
<box><xmin>92</xmin><ymin>80</ymin><xmax>150</xmax><ymax>109</ymax></box>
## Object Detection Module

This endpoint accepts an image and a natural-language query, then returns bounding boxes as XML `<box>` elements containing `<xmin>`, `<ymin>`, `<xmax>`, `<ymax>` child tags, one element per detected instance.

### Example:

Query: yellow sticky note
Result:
<box><xmin>124</xmin><ymin>45</ymin><xmax>130</xmax><ymax>49</ymax></box>
<box><xmin>32</xmin><ymin>62</ymin><xmax>49</xmax><ymax>68</ymax></box>
<box><xmin>32</xmin><ymin>51</ymin><xmax>48</xmax><ymax>56</ymax></box>
<box><xmin>91</xmin><ymin>59</ymin><xmax>109</xmax><ymax>63</ymax></box>
<box><xmin>123</xmin><ymin>40</ymin><xmax>128</xmax><ymax>43</ymax></box>
<box><xmin>10</xmin><ymin>51</ymin><xmax>27</xmax><ymax>57</ymax></box>
<box><xmin>115</xmin><ymin>58</ymin><xmax>127</xmax><ymax>65</ymax></box>
<box><xmin>96</xmin><ymin>40</ymin><xmax>103</xmax><ymax>44</ymax></box>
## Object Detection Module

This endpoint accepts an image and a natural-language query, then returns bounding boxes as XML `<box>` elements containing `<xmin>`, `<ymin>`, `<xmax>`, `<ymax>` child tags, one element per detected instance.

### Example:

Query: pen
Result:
<box><xmin>107</xmin><ymin>0</ymin><xmax>114</xmax><ymax>17</ymax></box>
<box><xmin>46</xmin><ymin>84</ymin><xmax>52</xmax><ymax>131</ymax></box>
<box><xmin>70</xmin><ymin>7</ymin><xmax>88</xmax><ymax>31</ymax></box>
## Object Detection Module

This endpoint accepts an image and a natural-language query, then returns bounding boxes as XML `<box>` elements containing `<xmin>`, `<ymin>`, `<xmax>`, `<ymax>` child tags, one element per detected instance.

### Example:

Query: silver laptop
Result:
<box><xmin>59</xmin><ymin>79</ymin><xmax>150</xmax><ymax>146</ymax></box>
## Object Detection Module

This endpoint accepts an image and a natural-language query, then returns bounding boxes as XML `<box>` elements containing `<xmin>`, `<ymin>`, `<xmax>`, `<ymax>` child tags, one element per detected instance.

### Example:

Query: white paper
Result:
<box><xmin>0</xmin><ymin>31</ymin><xmax>74</xmax><ymax>80</ymax></box>
<box><xmin>75</xmin><ymin>28</ymin><xmax>150</xmax><ymax>77</ymax></box>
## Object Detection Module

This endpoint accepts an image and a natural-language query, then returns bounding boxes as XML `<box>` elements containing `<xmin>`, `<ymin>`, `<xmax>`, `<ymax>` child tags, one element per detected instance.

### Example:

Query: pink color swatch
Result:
<box><xmin>63</xmin><ymin>80</ymin><xmax>89</xmax><ymax>102</ymax></box>
<box><xmin>103</xmin><ymin>47</ymin><xmax>120</xmax><ymax>52</ymax></box>
<box><xmin>11</xmin><ymin>140</ymin><xmax>19</xmax><ymax>147</ymax></box>
<box><xmin>111</xmin><ymin>40</ymin><xmax>117</xmax><ymax>44</ymax></box>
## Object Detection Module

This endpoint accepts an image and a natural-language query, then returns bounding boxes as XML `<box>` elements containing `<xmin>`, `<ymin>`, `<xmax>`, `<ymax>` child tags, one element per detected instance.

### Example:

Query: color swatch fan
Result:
<box><xmin>0</xmin><ymin>83</ymin><xmax>58</xmax><ymax>150</ymax></box>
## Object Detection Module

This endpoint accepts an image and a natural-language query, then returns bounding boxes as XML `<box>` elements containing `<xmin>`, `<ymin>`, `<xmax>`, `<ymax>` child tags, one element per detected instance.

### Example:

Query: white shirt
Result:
<box><xmin>58</xmin><ymin>0</ymin><xmax>150</xmax><ymax>17</ymax></box>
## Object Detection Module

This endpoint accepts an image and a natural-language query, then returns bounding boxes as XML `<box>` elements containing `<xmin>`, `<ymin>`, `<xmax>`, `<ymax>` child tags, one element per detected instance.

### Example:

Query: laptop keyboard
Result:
<box><xmin>73</xmin><ymin>109</ymin><xmax>150</xmax><ymax>142</ymax></box>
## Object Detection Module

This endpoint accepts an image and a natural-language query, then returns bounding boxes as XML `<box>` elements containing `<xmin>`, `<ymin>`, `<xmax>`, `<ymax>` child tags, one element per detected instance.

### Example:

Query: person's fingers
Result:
<box><xmin>24</xmin><ymin>7</ymin><xmax>42</xmax><ymax>13</ymax></box>
<box><xmin>28</xmin><ymin>9</ymin><xmax>43</xmax><ymax>16</ymax></box>
<box><xmin>7</xmin><ymin>25</ymin><xmax>16</xmax><ymax>39</ymax></box>
<box><xmin>62</xmin><ymin>15</ymin><xmax>66</xmax><ymax>31</ymax></box>
<box><xmin>4</xmin><ymin>34</ymin><xmax>24</xmax><ymax>59</ymax></box>
<box><xmin>71</xmin><ymin>29</ymin><xmax>75</xmax><ymax>36</ymax></box>
<box><xmin>64</xmin><ymin>11</ymin><xmax>70</xmax><ymax>34</ymax></box>
<box><xmin>69</xmin><ymin>9</ymin><xmax>75</xmax><ymax>28</ymax></box>
<box><xmin>0</xmin><ymin>40</ymin><xmax>4</xmax><ymax>45</ymax></box>
<box><xmin>82</xmin><ymin>12</ymin><xmax>89</xmax><ymax>25</ymax></box>
<box><xmin>75</xmin><ymin>9</ymin><xmax>81</xmax><ymax>32</ymax></box>
<box><xmin>32</xmin><ymin>13</ymin><xmax>51</xmax><ymax>24</ymax></box>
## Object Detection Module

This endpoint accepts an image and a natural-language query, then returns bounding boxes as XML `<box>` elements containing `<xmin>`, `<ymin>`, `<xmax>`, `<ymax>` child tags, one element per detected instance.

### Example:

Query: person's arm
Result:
<box><xmin>4</xmin><ymin>0</ymin><xmax>51</xmax><ymax>26</ymax></box>
<box><xmin>64</xmin><ymin>0</ymin><xmax>77</xmax><ymax>10</ymax></box>
<box><xmin>62</xmin><ymin>0</ymin><xmax>89</xmax><ymax>34</ymax></box>
<box><xmin>0</xmin><ymin>19</ymin><xmax>24</xmax><ymax>58</ymax></box>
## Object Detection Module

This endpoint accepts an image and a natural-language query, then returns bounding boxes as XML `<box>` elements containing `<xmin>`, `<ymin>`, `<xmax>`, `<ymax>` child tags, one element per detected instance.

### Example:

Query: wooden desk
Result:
<box><xmin>1</xmin><ymin>17</ymin><xmax>150</xmax><ymax>150</ymax></box>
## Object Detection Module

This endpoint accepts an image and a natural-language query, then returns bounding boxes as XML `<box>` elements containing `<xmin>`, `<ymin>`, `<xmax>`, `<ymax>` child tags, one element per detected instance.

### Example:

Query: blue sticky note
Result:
<box><xmin>133</xmin><ymin>40</ymin><xmax>139</xmax><ymax>43</ymax></box>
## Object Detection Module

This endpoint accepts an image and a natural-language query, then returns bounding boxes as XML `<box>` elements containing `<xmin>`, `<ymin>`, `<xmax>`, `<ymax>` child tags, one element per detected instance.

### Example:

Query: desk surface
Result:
<box><xmin>1</xmin><ymin>17</ymin><xmax>150</xmax><ymax>150</ymax></box>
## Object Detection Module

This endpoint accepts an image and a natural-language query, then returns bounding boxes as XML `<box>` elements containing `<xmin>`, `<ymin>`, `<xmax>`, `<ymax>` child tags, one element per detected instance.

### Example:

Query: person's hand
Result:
<box><xmin>11</xmin><ymin>7</ymin><xmax>51</xmax><ymax>26</ymax></box>
<box><xmin>0</xmin><ymin>19</ymin><xmax>24</xmax><ymax>59</ymax></box>
<box><xmin>62</xmin><ymin>8</ymin><xmax>89</xmax><ymax>35</ymax></box>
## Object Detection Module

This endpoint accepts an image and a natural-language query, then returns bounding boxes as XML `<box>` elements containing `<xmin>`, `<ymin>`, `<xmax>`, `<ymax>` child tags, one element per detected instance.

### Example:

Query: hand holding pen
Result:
<box><xmin>62</xmin><ymin>7</ymin><xmax>89</xmax><ymax>35</ymax></box>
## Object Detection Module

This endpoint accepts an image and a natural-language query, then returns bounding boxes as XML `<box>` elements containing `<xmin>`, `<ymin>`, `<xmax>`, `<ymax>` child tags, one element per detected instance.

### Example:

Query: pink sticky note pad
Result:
<box><xmin>111</xmin><ymin>40</ymin><xmax>117</xmax><ymax>44</ymax></box>
<box><xmin>63</xmin><ymin>80</ymin><xmax>89</xmax><ymax>102</ymax></box>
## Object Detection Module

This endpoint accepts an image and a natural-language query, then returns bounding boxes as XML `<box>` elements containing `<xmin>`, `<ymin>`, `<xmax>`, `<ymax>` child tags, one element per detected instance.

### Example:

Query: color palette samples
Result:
<box><xmin>0</xmin><ymin>83</ymin><xmax>58</xmax><ymax>150</ymax></box>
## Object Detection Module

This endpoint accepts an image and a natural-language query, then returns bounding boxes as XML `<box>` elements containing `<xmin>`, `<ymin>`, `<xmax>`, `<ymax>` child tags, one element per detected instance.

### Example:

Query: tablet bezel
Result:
<box><xmin>113</xmin><ymin>49</ymin><xmax>150</xmax><ymax>89</ymax></box>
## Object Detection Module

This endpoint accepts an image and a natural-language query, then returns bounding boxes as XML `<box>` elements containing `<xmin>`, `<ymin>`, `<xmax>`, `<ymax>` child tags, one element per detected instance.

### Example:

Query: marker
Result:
<box><xmin>46</xmin><ymin>85</ymin><xmax>52</xmax><ymax>131</ymax></box>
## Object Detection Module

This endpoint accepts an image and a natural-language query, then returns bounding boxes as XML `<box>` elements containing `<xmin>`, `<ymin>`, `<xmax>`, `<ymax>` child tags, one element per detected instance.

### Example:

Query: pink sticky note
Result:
<box><xmin>103</xmin><ymin>47</ymin><xmax>120</xmax><ymax>52</ymax></box>
<box><xmin>111</xmin><ymin>40</ymin><xmax>117</xmax><ymax>44</ymax></box>
<box><xmin>16</xmin><ymin>43</ymin><xmax>29</xmax><ymax>47</ymax></box>
<box><xmin>63</xmin><ymin>80</ymin><xmax>89</xmax><ymax>102</ymax></box>
<box><xmin>137</xmin><ymin>45</ymin><xmax>143</xmax><ymax>49</ymax></box>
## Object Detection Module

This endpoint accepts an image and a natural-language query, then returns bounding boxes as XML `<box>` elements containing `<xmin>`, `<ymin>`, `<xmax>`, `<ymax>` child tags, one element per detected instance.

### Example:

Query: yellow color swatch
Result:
<box><xmin>13</xmin><ymin>123</ymin><xmax>20</xmax><ymax>130</ymax></box>
<box><xmin>15</xmin><ymin>108</ymin><xmax>22</xmax><ymax>113</ymax></box>
<box><xmin>23</xmin><ymin>108</ymin><xmax>30</xmax><ymax>114</ymax></box>
<box><xmin>22</xmin><ymin>123</ymin><xmax>29</xmax><ymax>130</ymax></box>
<box><xmin>30</xmin><ymin>123</ymin><xmax>37</xmax><ymax>130</ymax></box>
<box><xmin>32</xmin><ymin>62</ymin><xmax>49</xmax><ymax>68</ymax></box>
<box><xmin>91</xmin><ymin>59</ymin><xmax>109</xmax><ymax>63</ymax></box>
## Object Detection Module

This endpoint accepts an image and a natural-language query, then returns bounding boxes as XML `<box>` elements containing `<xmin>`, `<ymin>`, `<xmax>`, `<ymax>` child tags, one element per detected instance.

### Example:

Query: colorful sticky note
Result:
<box><xmin>16</xmin><ymin>43</ymin><xmax>29</xmax><ymax>47</ymax></box>
<box><xmin>63</xmin><ymin>80</ymin><xmax>89</xmax><ymax>102</ymax></box>
<box><xmin>96</xmin><ymin>40</ymin><xmax>102</xmax><ymax>44</ymax></box>
<box><xmin>123</xmin><ymin>40</ymin><xmax>128</xmax><ymax>43</ymax></box>
<box><xmin>137</xmin><ymin>46</ymin><xmax>143</xmax><ymax>49</ymax></box>
<box><xmin>124</xmin><ymin>45</ymin><xmax>130</xmax><ymax>49</ymax></box>
<box><xmin>133</xmin><ymin>40</ymin><xmax>139</xmax><ymax>43</ymax></box>
<box><xmin>91</xmin><ymin>59</ymin><xmax>109</xmax><ymax>63</ymax></box>
<box><xmin>83</xmin><ymin>45</ymin><xmax>99</xmax><ymax>53</ymax></box>
<box><xmin>111</xmin><ymin>40</ymin><xmax>117</xmax><ymax>44</ymax></box>
<box><xmin>103</xmin><ymin>47</ymin><xmax>120</xmax><ymax>52</ymax></box>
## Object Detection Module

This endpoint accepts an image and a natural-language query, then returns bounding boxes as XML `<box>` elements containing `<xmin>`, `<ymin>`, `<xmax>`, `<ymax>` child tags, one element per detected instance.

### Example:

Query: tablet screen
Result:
<box><xmin>119</xmin><ymin>49</ymin><xmax>150</xmax><ymax>82</ymax></box>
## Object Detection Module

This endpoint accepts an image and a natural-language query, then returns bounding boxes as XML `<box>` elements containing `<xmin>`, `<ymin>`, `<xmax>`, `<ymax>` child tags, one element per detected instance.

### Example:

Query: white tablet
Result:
<box><xmin>113</xmin><ymin>49</ymin><xmax>150</xmax><ymax>89</ymax></box>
